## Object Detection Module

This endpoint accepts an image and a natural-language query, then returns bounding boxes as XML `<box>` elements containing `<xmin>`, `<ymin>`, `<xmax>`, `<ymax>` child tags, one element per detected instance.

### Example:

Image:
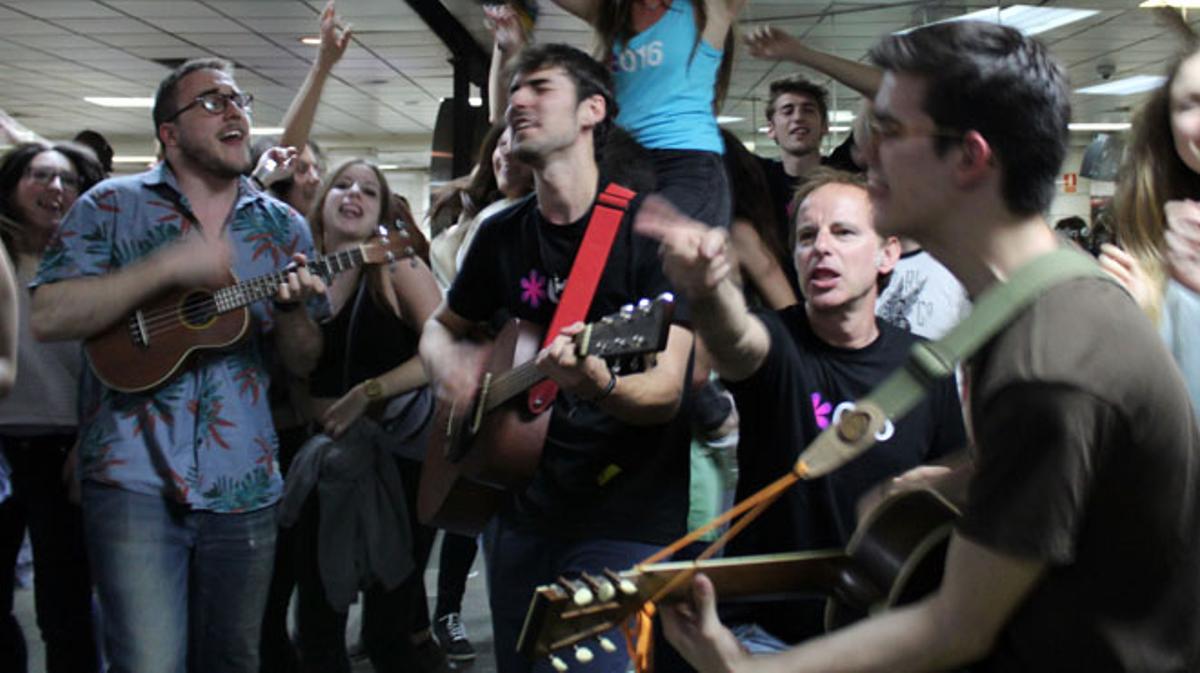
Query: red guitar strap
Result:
<box><xmin>527</xmin><ymin>183</ymin><xmax>636</xmax><ymax>414</ymax></box>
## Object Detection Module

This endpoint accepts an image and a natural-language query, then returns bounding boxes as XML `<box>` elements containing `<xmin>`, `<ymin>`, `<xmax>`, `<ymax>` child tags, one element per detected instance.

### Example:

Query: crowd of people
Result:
<box><xmin>0</xmin><ymin>1</ymin><xmax>1198</xmax><ymax>673</ymax></box>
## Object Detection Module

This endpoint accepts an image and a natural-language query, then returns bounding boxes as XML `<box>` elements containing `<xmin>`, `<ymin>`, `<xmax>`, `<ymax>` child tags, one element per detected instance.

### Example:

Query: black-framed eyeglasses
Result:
<box><xmin>165</xmin><ymin>91</ymin><xmax>253</xmax><ymax>122</ymax></box>
<box><xmin>864</xmin><ymin>106</ymin><xmax>963</xmax><ymax>145</ymax></box>
<box><xmin>24</xmin><ymin>166</ymin><xmax>80</xmax><ymax>192</ymax></box>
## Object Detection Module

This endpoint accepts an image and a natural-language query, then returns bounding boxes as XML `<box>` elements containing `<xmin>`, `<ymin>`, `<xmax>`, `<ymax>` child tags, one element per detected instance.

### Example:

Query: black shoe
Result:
<box><xmin>415</xmin><ymin>636</ymin><xmax>453</xmax><ymax>672</ymax></box>
<box><xmin>434</xmin><ymin>612</ymin><xmax>477</xmax><ymax>662</ymax></box>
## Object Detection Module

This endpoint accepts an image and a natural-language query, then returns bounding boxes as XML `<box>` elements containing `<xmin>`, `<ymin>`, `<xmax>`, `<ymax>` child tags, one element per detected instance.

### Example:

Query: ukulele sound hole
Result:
<box><xmin>180</xmin><ymin>291</ymin><xmax>218</xmax><ymax>329</ymax></box>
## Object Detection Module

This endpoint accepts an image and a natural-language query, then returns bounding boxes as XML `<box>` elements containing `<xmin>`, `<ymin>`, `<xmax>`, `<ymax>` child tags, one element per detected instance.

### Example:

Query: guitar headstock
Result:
<box><xmin>360</xmin><ymin>219</ymin><xmax>417</xmax><ymax>266</ymax></box>
<box><xmin>517</xmin><ymin>567</ymin><xmax>653</xmax><ymax>668</ymax></box>
<box><xmin>577</xmin><ymin>293</ymin><xmax>675</xmax><ymax>362</ymax></box>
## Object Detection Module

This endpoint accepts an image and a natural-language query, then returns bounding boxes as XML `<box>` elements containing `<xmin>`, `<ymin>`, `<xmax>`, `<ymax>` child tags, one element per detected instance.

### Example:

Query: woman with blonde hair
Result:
<box><xmin>1105</xmin><ymin>10</ymin><xmax>1200</xmax><ymax>415</ymax></box>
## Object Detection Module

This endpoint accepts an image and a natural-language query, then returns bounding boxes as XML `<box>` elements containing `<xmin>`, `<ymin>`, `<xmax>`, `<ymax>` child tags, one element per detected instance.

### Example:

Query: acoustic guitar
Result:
<box><xmin>516</xmin><ymin>488</ymin><xmax>959</xmax><ymax>668</ymax></box>
<box><xmin>85</xmin><ymin>222</ymin><xmax>416</xmax><ymax>393</ymax></box>
<box><xmin>418</xmin><ymin>294</ymin><xmax>676</xmax><ymax>536</ymax></box>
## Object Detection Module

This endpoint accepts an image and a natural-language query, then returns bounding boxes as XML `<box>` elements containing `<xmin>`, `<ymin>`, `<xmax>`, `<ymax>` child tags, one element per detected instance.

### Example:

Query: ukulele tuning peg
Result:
<box><xmin>598</xmin><ymin>636</ymin><xmax>617</xmax><ymax>654</ymax></box>
<box><xmin>549</xmin><ymin>655</ymin><xmax>569</xmax><ymax>672</ymax></box>
<box><xmin>574</xmin><ymin>645</ymin><xmax>595</xmax><ymax>664</ymax></box>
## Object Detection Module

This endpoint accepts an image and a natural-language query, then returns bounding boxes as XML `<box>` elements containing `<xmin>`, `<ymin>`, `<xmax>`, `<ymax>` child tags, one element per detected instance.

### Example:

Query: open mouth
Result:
<box><xmin>338</xmin><ymin>202</ymin><xmax>364</xmax><ymax>218</ymax></box>
<box><xmin>510</xmin><ymin>116</ymin><xmax>537</xmax><ymax>133</ymax></box>
<box><xmin>36</xmin><ymin>196</ymin><xmax>64</xmax><ymax>220</ymax></box>
<box><xmin>808</xmin><ymin>268</ymin><xmax>840</xmax><ymax>289</ymax></box>
<box><xmin>219</xmin><ymin>127</ymin><xmax>246</xmax><ymax>144</ymax></box>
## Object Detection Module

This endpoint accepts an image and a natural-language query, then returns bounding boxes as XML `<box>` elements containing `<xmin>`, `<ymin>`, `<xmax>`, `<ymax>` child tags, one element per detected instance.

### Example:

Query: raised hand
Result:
<box><xmin>1164</xmin><ymin>199</ymin><xmax>1200</xmax><ymax>295</ymax></box>
<box><xmin>634</xmin><ymin>195</ymin><xmax>733</xmax><ymax>301</ymax></box>
<box><xmin>317</xmin><ymin>0</ymin><xmax>353</xmax><ymax>71</ymax></box>
<box><xmin>744</xmin><ymin>25</ymin><xmax>802</xmax><ymax>61</ymax></box>
<box><xmin>485</xmin><ymin>3</ymin><xmax>530</xmax><ymax>55</ymax></box>
<box><xmin>250</xmin><ymin>146</ymin><xmax>298</xmax><ymax>189</ymax></box>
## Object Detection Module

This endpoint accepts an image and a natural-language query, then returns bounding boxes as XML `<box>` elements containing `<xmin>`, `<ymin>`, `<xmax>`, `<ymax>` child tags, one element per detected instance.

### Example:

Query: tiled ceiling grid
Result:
<box><xmin>0</xmin><ymin>0</ymin><xmax>1194</xmax><ymax>168</ymax></box>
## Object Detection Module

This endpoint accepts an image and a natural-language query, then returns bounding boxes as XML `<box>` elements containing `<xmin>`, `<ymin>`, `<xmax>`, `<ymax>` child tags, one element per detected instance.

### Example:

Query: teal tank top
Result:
<box><xmin>612</xmin><ymin>0</ymin><xmax>724</xmax><ymax>153</ymax></box>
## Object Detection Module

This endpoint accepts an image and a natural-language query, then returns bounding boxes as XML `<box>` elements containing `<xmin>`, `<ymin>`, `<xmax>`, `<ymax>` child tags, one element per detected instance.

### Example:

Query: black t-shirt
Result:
<box><xmin>310</xmin><ymin>278</ymin><xmax>418</xmax><ymax>397</ymax></box>
<box><xmin>960</xmin><ymin>277</ymin><xmax>1200</xmax><ymax>672</ymax></box>
<box><xmin>723</xmin><ymin>305</ymin><xmax>966</xmax><ymax>643</ymax></box>
<box><xmin>447</xmin><ymin>188</ymin><xmax>693</xmax><ymax>545</ymax></box>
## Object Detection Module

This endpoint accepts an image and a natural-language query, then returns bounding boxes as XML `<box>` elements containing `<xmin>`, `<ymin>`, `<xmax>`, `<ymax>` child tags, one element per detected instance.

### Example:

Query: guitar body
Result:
<box><xmin>418</xmin><ymin>319</ymin><xmax>551</xmax><ymax>536</ymax></box>
<box><xmin>85</xmin><ymin>279</ymin><xmax>249</xmax><ymax>393</ymax></box>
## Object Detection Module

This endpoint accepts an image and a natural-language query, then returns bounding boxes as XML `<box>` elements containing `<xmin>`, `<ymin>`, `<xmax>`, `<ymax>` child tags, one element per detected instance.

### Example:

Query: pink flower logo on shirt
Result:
<box><xmin>811</xmin><ymin>392</ymin><xmax>832</xmax><ymax>429</ymax></box>
<box><xmin>520</xmin><ymin>269</ymin><xmax>547</xmax><ymax>308</ymax></box>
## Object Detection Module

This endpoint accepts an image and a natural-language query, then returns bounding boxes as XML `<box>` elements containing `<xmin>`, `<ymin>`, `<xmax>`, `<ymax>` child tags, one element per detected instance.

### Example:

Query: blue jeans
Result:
<box><xmin>82</xmin><ymin>482</ymin><xmax>276</xmax><ymax>673</ymax></box>
<box><xmin>483</xmin><ymin>516</ymin><xmax>661</xmax><ymax>673</ymax></box>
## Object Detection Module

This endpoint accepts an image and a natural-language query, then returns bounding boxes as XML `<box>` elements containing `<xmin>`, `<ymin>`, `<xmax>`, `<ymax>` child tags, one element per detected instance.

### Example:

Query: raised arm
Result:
<box><xmin>485</xmin><ymin>4</ymin><xmax>531</xmax><ymax>124</ymax></box>
<box><xmin>279</xmin><ymin>0</ymin><xmax>352</xmax><ymax>151</ymax></box>
<box><xmin>745</xmin><ymin>25</ymin><xmax>882</xmax><ymax>98</ymax></box>
<box><xmin>0</xmin><ymin>246</ymin><xmax>17</xmax><ymax>395</ymax></box>
<box><xmin>634</xmin><ymin>196</ymin><xmax>771</xmax><ymax>382</ymax></box>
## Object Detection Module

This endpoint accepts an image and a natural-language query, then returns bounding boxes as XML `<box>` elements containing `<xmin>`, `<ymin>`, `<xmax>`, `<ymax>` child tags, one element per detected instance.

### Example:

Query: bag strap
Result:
<box><xmin>527</xmin><ymin>183</ymin><xmax>636</xmax><ymax>414</ymax></box>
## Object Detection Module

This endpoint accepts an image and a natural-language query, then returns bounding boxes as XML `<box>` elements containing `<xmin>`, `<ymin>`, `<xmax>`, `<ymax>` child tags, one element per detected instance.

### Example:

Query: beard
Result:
<box><xmin>176</xmin><ymin>125</ymin><xmax>251</xmax><ymax>179</ymax></box>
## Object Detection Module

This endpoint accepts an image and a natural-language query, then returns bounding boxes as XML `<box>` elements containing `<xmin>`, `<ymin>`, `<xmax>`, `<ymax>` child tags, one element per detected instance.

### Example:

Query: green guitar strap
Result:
<box><xmin>795</xmin><ymin>246</ymin><xmax>1111</xmax><ymax>478</ymax></box>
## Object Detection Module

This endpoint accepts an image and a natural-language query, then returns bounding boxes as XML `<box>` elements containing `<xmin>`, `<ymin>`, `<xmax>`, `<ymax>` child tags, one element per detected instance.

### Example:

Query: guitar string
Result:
<box><xmin>125</xmin><ymin>250</ymin><xmax>369</xmax><ymax>337</ymax></box>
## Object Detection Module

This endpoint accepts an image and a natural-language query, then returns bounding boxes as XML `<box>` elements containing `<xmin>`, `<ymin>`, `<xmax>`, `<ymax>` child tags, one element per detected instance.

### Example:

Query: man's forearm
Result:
<box><xmin>32</xmin><ymin>256</ymin><xmax>174</xmax><ymax>342</ymax></box>
<box><xmin>592</xmin><ymin>325</ymin><xmax>693</xmax><ymax>425</ymax></box>
<box><xmin>689</xmin><ymin>279</ymin><xmax>769</xmax><ymax>382</ymax></box>
<box><xmin>273</xmin><ymin>308</ymin><xmax>322</xmax><ymax>377</ymax></box>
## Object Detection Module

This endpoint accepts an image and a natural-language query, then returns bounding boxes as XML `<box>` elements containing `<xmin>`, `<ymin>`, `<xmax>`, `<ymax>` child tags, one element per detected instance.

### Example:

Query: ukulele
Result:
<box><xmin>516</xmin><ymin>488</ymin><xmax>959</xmax><ymax>668</ymax></box>
<box><xmin>418</xmin><ymin>294</ymin><xmax>676</xmax><ymax>536</ymax></box>
<box><xmin>85</xmin><ymin>222</ymin><xmax>416</xmax><ymax>393</ymax></box>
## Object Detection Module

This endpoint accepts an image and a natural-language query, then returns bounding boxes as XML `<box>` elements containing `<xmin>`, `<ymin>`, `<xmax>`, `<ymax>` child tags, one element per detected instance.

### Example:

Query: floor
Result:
<box><xmin>13</xmin><ymin>531</ymin><xmax>500</xmax><ymax>673</ymax></box>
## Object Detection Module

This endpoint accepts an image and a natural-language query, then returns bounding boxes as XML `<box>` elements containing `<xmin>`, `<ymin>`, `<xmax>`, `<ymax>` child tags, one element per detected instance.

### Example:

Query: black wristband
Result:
<box><xmin>250</xmin><ymin>174</ymin><xmax>267</xmax><ymax>191</ymax></box>
<box><xmin>589</xmin><ymin>371</ymin><xmax>617</xmax><ymax>403</ymax></box>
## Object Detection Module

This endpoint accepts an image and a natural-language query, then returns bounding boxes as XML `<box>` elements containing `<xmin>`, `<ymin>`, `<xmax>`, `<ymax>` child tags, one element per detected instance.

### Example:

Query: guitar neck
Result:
<box><xmin>483</xmin><ymin>360</ymin><xmax>547</xmax><ymax>413</ymax></box>
<box><xmin>634</xmin><ymin>551</ymin><xmax>852</xmax><ymax>603</ymax></box>
<box><xmin>210</xmin><ymin>247</ymin><xmax>365</xmax><ymax>313</ymax></box>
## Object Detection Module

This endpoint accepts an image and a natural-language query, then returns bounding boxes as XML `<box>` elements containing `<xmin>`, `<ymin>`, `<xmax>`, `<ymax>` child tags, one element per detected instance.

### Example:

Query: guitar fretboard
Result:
<box><xmin>211</xmin><ymin>247</ymin><xmax>365</xmax><ymax>312</ymax></box>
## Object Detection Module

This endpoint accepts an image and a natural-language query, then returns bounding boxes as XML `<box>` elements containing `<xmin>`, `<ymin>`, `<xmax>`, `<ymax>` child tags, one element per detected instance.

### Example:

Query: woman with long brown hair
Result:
<box><xmin>1106</xmin><ymin>11</ymin><xmax>1200</xmax><ymax>416</ymax></box>
<box><xmin>0</xmin><ymin>140</ymin><xmax>103</xmax><ymax>673</ymax></box>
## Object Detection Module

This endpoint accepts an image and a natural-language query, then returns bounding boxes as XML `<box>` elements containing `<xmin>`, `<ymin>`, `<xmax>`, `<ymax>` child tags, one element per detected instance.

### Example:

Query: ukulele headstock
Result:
<box><xmin>361</xmin><ymin>219</ymin><xmax>417</xmax><ymax>267</ymax></box>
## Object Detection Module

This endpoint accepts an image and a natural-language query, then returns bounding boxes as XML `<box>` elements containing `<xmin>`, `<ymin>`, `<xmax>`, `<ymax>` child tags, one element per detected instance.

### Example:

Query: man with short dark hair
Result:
<box><xmin>420</xmin><ymin>43</ymin><xmax>695</xmax><ymax>673</ymax></box>
<box><xmin>31</xmin><ymin>58</ymin><xmax>326</xmax><ymax>673</ymax></box>
<box><xmin>655</xmin><ymin>21</ymin><xmax>1200</xmax><ymax>672</ymax></box>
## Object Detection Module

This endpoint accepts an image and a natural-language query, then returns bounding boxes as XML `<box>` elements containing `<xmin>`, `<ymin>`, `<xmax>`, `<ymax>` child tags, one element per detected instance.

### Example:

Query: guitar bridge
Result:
<box><xmin>129</xmin><ymin>310</ymin><xmax>150</xmax><ymax>348</ymax></box>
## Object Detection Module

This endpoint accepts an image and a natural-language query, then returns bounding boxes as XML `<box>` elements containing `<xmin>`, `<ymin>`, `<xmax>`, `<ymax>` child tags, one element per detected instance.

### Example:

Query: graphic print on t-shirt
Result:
<box><xmin>518</xmin><ymin>268</ymin><xmax>567</xmax><ymax>309</ymax></box>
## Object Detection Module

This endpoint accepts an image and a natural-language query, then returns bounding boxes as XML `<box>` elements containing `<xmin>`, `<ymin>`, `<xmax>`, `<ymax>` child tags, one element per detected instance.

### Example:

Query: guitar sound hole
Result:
<box><xmin>180</xmin><ymin>291</ymin><xmax>218</xmax><ymax>328</ymax></box>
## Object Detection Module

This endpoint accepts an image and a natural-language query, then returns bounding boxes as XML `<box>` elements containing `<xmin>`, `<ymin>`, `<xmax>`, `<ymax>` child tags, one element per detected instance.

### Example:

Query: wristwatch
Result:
<box><xmin>362</xmin><ymin>378</ymin><xmax>384</xmax><ymax>401</ymax></box>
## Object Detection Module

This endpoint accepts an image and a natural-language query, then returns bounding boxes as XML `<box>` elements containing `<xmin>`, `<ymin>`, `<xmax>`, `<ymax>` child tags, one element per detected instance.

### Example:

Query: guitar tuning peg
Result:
<box><xmin>574</xmin><ymin>645</ymin><xmax>594</xmax><ymax>664</ymax></box>
<box><xmin>598</xmin><ymin>636</ymin><xmax>617</xmax><ymax>654</ymax></box>
<box><xmin>620</xmin><ymin>304</ymin><xmax>634</xmax><ymax>319</ymax></box>
<box><xmin>637</xmin><ymin>298</ymin><xmax>651</xmax><ymax>312</ymax></box>
<box><xmin>549</xmin><ymin>654</ymin><xmax>569</xmax><ymax>672</ymax></box>
<box><xmin>557</xmin><ymin>577</ymin><xmax>594</xmax><ymax>606</ymax></box>
<box><xmin>618</xmin><ymin>578</ymin><xmax>637</xmax><ymax>596</ymax></box>
<box><xmin>583</xmin><ymin>572</ymin><xmax>616</xmax><ymax>602</ymax></box>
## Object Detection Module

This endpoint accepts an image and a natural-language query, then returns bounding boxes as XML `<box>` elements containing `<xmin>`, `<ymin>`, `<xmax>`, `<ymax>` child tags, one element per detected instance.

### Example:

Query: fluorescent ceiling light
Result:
<box><xmin>829</xmin><ymin>126</ymin><xmax>851</xmax><ymax>133</ymax></box>
<box><xmin>717</xmin><ymin>115</ymin><xmax>744</xmax><ymax>124</ymax></box>
<box><xmin>85</xmin><ymin>97</ymin><xmax>153</xmax><ymax>108</ymax></box>
<box><xmin>1140</xmin><ymin>0</ymin><xmax>1200</xmax><ymax>6</ymax></box>
<box><xmin>299</xmin><ymin>36</ymin><xmax>321</xmax><ymax>45</ymax></box>
<box><xmin>112</xmin><ymin>155</ymin><xmax>157</xmax><ymax>163</ymax></box>
<box><xmin>468</xmin><ymin>96</ymin><xmax>482</xmax><ymax>106</ymax></box>
<box><xmin>757</xmin><ymin>126</ymin><xmax>770</xmax><ymax>133</ymax></box>
<box><xmin>831</xmin><ymin>110</ymin><xmax>856</xmax><ymax>123</ymax></box>
<box><xmin>377</xmin><ymin>164</ymin><xmax>400</xmax><ymax>170</ymax></box>
<box><xmin>251</xmin><ymin>127</ymin><xmax>285</xmax><ymax>135</ymax></box>
<box><xmin>1069</xmin><ymin>122</ymin><xmax>1131</xmax><ymax>131</ymax></box>
<box><xmin>900</xmin><ymin>5</ymin><xmax>1099</xmax><ymax>37</ymax></box>
<box><xmin>1076</xmin><ymin>75</ymin><xmax>1166</xmax><ymax>95</ymax></box>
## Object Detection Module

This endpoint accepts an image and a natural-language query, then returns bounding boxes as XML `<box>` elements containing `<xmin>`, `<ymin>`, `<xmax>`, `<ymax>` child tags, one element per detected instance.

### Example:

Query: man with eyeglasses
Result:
<box><xmin>654</xmin><ymin>21</ymin><xmax>1200</xmax><ymax>673</ymax></box>
<box><xmin>30</xmin><ymin>58</ymin><xmax>326</xmax><ymax>673</ymax></box>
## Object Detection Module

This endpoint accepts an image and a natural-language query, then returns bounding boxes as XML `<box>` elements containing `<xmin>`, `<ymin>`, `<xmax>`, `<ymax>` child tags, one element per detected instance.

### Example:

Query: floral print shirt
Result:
<box><xmin>33</xmin><ymin>162</ymin><xmax>323</xmax><ymax>512</ymax></box>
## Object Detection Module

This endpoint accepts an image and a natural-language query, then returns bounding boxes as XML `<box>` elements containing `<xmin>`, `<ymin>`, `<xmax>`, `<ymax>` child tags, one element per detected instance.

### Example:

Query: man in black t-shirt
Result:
<box><xmin>420</xmin><ymin>44</ymin><xmax>695</xmax><ymax>673</ymax></box>
<box><xmin>639</xmin><ymin>169</ymin><xmax>966</xmax><ymax>648</ymax></box>
<box><xmin>653</xmin><ymin>21</ymin><xmax>1200</xmax><ymax>673</ymax></box>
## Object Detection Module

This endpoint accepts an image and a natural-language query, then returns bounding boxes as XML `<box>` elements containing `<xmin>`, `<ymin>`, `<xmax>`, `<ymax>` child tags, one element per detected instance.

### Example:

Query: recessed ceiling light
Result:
<box><xmin>468</xmin><ymin>97</ymin><xmax>482</xmax><ymax>106</ymax></box>
<box><xmin>717</xmin><ymin>115</ymin><xmax>744</xmax><ymax>124</ymax></box>
<box><xmin>1076</xmin><ymin>75</ymin><xmax>1166</xmax><ymax>95</ymax></box>
<box><xmin>899</xmin><ymin>5</ymin><xmax>1099</xmax><ymax>36</ymax></box>
<box><xmin>299</xmin><ymin>36</ymin><xmax>321</xmax><ymax>45</ymax></box>
<box><xmin>1069</xmin><ymin>122</ymin><xmax>1131</xmax><ymax>131</ymax></box>
<box><xmin>85</xmin><ymin>97</ymin><xmax>153</xmax><ymax>108</ymax></box>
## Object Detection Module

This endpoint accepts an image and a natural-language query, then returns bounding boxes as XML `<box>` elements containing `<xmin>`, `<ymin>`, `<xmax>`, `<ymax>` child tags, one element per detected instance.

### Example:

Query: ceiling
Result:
<box><xmin>0</xmin><ymin>0</ymin><xmax>1190</xmax><ymax>170</ymax></box>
